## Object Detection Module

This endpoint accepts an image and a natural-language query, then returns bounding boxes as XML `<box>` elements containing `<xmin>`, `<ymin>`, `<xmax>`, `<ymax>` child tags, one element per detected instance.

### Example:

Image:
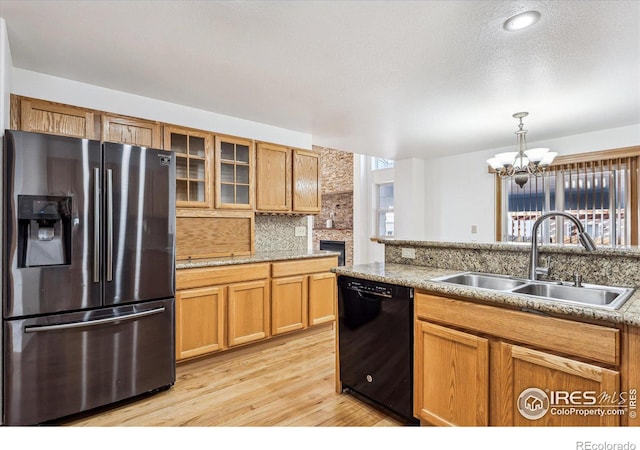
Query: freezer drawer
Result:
<box><xmin>3</xmin><ymin>298</ymin><xmax>175</xmax><ymax>425</ymax></box>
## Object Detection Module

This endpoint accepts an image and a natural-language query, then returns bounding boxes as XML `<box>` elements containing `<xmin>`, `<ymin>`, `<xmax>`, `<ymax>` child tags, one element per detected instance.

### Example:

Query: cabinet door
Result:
<box><xmin>228</xmin><ymin>280</ymin><xmax>270</xmax><ymax>346</ymax></box>
<box><xmin>215</xmin><ymin>136</ymin><xmax>254</xmax><ymax>209</ymax></box>
<box><xmin>165</xmin><ymin>126</ymin><xmax>212</xmax><ymax>207</ymax></box>
<box><xmin>292</xmin><ymin>149</ymin><xmax>321</xmax><ymax>213</ymax></box>
<box><xmin>176</xmin><ymin>286</ymin><xmax>225</xmax><ymax>360</ymax></box>
<box><xmin>256</xmin><ymin>143</ymin><xmax>291</xmax><ymax>211</ymax></box>
<box><xmin>102</xmin><ymin>114</ymin><xmax>162</xmax><ymax>148</ymax></box>
<box><xmin>415</xmin><ymin>321</ymin><xmax>489</xmax><ymax>426</ymax></box>
<box><xmin>19</xmin><ymin>97</ymin><xmax>96</xmax><ymax>139</ymax></box>
<box><xmin>271</xmin><ymin>276</ymin><xmax>307</xmax><ymax>335</ymax></box>
<box><xmin>497</xmin><ymin>343</ymin><xmax>620</xmax><ymax>426</ymax></box>
<box><xmin>308</xmin><ymin>272</ymin><xmax>336</xmax><ymax>326</ymax></box>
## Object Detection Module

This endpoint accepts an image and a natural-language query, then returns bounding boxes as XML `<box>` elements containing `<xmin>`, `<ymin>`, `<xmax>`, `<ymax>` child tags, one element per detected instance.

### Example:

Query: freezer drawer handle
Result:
<box><xmin>24</xmin><ymin>307</ymin><xmax>166</xmax><ymax>333</ymax></box>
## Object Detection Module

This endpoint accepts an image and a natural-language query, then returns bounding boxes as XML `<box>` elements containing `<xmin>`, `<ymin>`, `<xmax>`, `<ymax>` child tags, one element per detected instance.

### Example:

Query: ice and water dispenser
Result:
<box><xmin>17</xmin><ymin>195</ymin><xmax>72</xmax><ymax>267</ymax></box>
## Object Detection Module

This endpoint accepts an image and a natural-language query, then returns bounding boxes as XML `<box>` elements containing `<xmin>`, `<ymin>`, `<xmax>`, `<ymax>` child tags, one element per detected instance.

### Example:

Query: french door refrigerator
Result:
<box><xmin>2</xmin><ymin>130</ymin><xmax>176</xmax><ymax>425</ymax></box>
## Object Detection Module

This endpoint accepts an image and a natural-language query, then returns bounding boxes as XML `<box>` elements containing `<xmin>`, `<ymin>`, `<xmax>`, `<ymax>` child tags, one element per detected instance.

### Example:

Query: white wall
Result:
<box><xmin>11</xmin><ymin>68</ymin><xmax>312</xmax><ymax>149</ymax></box>
<box><xmin>1</xmin><ymin>18</ymin><xmax>11</xmax><ymax>131</ymax></box>
<box><xmin>394</xmin><ymin>158</ymin><xmax>426</xmax><ymax>240</ymax></box>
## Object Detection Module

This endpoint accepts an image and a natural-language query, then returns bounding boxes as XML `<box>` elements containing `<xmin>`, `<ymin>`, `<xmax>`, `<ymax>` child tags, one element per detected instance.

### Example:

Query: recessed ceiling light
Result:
<box><xmin>503</xmin><ymin>11</ymin><xmax>541</xmax><ymax>31</ymax></box>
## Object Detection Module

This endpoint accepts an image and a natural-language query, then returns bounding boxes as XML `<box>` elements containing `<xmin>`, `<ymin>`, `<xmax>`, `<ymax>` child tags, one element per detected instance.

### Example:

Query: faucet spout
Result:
<box><xmin>529</xmin><ymin>211</ymin><xmax>597</xmax><ymax>280</ymax></box>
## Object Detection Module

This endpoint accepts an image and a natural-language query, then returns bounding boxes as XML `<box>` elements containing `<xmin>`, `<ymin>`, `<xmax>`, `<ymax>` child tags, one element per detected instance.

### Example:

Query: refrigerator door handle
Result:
<box><xmin>24</xmin><ymin>307</ymin><xmax>166</xmax><ymax>333</ymax></box>
<box><xmin>106</xmin><ymin>168</ymin><xmax>114</xmax><ymax>282</ymax></box>
<box><xmin>93</xmin><ymin>167</ymin><xmax>100</xmax><ymax>283</ymax></box>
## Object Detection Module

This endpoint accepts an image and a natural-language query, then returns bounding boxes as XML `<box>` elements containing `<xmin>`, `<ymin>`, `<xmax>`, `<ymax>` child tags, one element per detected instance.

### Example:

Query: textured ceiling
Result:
<box><xmin>0</xmin><ymin>0</ymin><xmax>638</xmax><ymax>159</ymax></box>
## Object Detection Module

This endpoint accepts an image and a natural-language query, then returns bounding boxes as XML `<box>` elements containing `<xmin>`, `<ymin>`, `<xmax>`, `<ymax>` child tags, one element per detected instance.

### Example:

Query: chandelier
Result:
<box><xmin>487</xmin><ymin>112</ymin><xmax>557</xmax><ymax>188</ymax></box>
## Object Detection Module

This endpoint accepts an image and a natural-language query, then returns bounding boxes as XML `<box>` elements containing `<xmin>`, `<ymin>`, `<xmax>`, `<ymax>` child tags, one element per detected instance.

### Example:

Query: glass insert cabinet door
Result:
<box><xmin>215</xmin><ymin>136</ymin><xmax>254</xmax><ymax>209</ymax></box>
<box><xmin>164</xmin><ymin>127</ymin><xmax>212</xmax><ymax>208</ymax></box>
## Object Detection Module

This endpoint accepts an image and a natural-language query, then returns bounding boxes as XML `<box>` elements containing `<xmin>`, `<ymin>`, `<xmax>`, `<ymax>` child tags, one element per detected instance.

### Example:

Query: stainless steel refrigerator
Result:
<box><xmin>2</xmin><ymin>130</ymin><xmax>176</xmax><ymax>425</ymax></box>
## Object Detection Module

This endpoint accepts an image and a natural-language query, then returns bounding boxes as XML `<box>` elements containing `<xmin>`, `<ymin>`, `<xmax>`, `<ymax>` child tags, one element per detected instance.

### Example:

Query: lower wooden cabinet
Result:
<box><xmin>497</xmin><ymin>343</ymin><xmax>620</xmax><ymax>426</ymax></box>
<box><xmin>228</xmin><ymin>280</ymin><xmax>270</xmax><ymax>347</ymax></box>
<box><xmin>415</xmin><ymin>292</ymin><xmax>622</xmax><ymax>427</ymax></box>
<box><xmin>308</xmin><ymin>272</ymin><xmax>337</xmax><ymax>326</ymax></box>
<box><xmin>271</xmin><ymin>257</ymin><xmax>339</xmax><ymax>336</ymax></box>
<box><xmin>176</xmin><ymin>286</ymin><xmax>225</xmax><ymax>360</ymax></box>
<box><xmin>414</xmin><ymin>320</ymin><xmax>489</xmax><ymax>426</ymax></box>
<box><xmin>175</xmin><ymin>256</ymin><xmax>338</xmax><ymax>361</ymax></box>
<box><xmin>271</xmin><ymin>276</ymin><xmax>308</xmax><ymax>335</ymax></box>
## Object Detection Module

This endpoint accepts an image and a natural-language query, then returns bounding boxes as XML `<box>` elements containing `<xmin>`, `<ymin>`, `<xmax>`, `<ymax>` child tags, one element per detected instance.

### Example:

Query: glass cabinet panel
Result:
<box><xmin>166</xmin><ymin>127</ymin><xmax>211</xmax><ymax>207</ymax></box>
<box><xmin>215</xmin><ymin>137</ymin><xmax>253</xmax><ymax>209</ymax></box>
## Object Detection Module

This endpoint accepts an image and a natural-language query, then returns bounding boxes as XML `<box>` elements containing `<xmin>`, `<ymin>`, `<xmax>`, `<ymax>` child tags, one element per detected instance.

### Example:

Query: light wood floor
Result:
<box><xmin>65</xmin><ymin>325</ymin><xmax>401</xmax><ymax>427</ymax></box>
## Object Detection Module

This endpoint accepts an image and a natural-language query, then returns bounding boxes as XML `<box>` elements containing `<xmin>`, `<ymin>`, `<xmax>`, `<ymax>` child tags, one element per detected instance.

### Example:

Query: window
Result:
<box><xmin>372</xmin><ymin>158</ymin><xmax>394</xmax><ymax>170</ymax></box>
<box><xmin>376</xmin><ymin>182</ymin><xmax>394</xmax><ymax>237</ymax></box>
<box><xmin>497</xmin><ymin>148</ymin><xmax>639</xmax><ymax>247</ymax></box>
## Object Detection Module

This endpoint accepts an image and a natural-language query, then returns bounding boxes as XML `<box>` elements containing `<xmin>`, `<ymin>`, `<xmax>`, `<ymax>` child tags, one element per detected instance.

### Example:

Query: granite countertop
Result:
<box><xmin>177</xmin><ymin>249</ymin><xmax>340</xmax><ymax>269</ymax></box>
<box><xmin>333</xmin><ymin>262</ymin><xmax>640</xmax><ymax>327</ymax></box>
<box><xmin>377</xmin><ymin>238</ymin><xmax>640</xmax><ymax>258</ymax></box>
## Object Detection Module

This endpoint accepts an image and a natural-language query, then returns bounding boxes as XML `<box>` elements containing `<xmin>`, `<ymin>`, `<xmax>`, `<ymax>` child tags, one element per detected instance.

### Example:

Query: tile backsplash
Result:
<box><xmin>255</xmin><ymin>215</ymin><xmax>309</xmax><ymax>252</ymax></box>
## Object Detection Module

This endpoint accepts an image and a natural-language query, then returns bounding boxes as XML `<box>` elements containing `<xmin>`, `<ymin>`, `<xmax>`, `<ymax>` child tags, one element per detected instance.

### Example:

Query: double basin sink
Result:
<box><xmin>432</xmin><ymin>272</ymin><xmax>635</xmax><ymax>310</ymax></box>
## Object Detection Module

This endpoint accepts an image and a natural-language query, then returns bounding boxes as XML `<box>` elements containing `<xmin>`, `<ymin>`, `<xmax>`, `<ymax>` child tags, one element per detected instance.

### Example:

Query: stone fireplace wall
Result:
<box><xmin>312</xmin><ymin>146</ymin><xmax>354</xmax><ymax>266</ymax></box>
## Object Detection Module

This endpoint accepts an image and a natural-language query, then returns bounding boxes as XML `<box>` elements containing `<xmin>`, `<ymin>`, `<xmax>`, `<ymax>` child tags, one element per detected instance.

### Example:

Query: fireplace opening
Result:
<box><xmin>319</xmin><ymin>240</ymin><xmax>346</xmax><ymax>266</ymax></box>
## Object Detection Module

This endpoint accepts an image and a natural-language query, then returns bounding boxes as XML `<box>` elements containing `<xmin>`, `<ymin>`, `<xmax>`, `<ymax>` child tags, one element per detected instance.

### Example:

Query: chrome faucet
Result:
<box><xmin>529</xmin><ymin>211</ymin><xmax>597</xmax><ymax>280</ymax></box>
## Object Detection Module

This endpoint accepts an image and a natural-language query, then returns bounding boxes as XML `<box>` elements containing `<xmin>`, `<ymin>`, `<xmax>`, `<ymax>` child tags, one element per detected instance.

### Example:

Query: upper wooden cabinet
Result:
<box><xmin>256</xmin><ymin>143</ymin><xmax>292</xmax><ymax>212</ymax></box>
<box><xmin>165</xmin><ymin>126</ymin><xmax>213</xmax><ymax>208</ymax></box>
<box><xmin>101</xmin><ymin>113</ymin><xmax>162</xmax><ymax>148</ymax></box>
<box><xmin>292</xmin><ymin>149</ymin><xmax>321</xmax><ymax>213</ymax></box>
<box><xmin>14</xmin><ymin>97</ymin><xmax>97</xmax><ymax>139</ymax></box>
<box><xmin>215</xmin><ymin>136</ymin><xmax>254</xmax><ymax>210</ymax></box>
<box><xmin>255</xmin><ymin>144</ymin><xmax>321</xmax><ymax>214</ymax></box>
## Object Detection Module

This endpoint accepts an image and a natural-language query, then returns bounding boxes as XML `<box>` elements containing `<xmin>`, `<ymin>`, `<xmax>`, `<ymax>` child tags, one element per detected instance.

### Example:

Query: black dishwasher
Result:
<box><xmin>338</xmin><ymin>276</ymin><xmax>418</xmax><ymax>424</ymax></box>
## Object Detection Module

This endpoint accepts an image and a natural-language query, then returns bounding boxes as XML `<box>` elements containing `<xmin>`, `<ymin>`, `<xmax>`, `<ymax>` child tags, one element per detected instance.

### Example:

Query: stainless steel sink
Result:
<box><xmin>434</xmin><ymin>272</ymin><xmax>527</xmax><ymax>291</ymax></box>
<box><xmin>511</xmin><ymin>282</ymin><xmax>633</xmax><ymax>309</ymax></box>
<box><xmin>433</xmin><ymin>271</ymin><xmax>634</xmax><ymax>310</ymax></box>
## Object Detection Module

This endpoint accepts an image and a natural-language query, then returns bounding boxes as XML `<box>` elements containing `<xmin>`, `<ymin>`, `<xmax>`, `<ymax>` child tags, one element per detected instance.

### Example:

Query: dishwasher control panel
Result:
<box><xmin>340</xmin><ymin>277</ymin><xmax>413</xmax><ymax>299</ymax></box>
<box><xmin>345</xmin><ymin>280</ymin><xmax>394</xmax><ymax>297</ymax></box>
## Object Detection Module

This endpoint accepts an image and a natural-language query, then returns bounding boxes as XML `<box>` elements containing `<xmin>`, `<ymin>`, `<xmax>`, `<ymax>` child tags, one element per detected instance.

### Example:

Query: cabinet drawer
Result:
<box><xmin>271</xmin><ymin>257</ymin><xmax>338</xmax><ymax>278</ymax></box>
<box><xmin>176</xmin><ymin>263</ymin><xmax>269</xmax><ymax>290</ymax></box>
<box><xmin>415</xmin><ymin>292</ymin><xmax>619</xmax><ymax>366</ymax></box>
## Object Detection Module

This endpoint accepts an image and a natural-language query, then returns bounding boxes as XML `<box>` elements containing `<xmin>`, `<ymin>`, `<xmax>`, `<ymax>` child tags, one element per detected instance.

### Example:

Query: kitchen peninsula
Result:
<box><xmin>334</xmin><ymin>239</ymin><xmax>640</xmax><ymax>427</ymax></box>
